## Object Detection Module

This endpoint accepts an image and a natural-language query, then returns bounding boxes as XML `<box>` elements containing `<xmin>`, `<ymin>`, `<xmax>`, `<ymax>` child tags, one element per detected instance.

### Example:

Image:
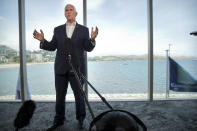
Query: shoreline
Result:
<box><xmin>0</xmin><ymin>62</ymin><xmax>54</xmax><ymax>69</ymax></box>
<box><xmin>1</xmin><ymin>58</ymin><xmax>196</xmax><ymax>69</ymax></box>
<box><xmin>0</xmin><ymin>93</ymin><xmax>197</xmax><ymax>100</ymax></box>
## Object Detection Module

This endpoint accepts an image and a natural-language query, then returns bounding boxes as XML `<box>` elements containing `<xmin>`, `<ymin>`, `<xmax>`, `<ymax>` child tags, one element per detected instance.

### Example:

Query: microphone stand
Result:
<box><xmin>67</xmin><ymin>55</ymin><xmax>95</xmax><ymax>119</ymax></box>
<box><xmin>67</xmin><ymin>55</ymin><xmax>147</xmax><ymax>131</ymax></box>
<box><xmin>67</xmin><ymin>55</ymin><xmax>114</xmax><ymax>119</ymax></box>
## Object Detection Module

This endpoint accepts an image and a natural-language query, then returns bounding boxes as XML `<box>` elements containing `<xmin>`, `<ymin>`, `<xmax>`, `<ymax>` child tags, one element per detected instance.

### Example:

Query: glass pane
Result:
<box><xmin>87</xmin><ymin>0</ymin><xmax>148</xmax><ymax>100</ymax></box>
<box><xmin>153</xmin><ymin>0</ymin><xmax>197</xmax><ymax>99</ymax></box>
<box><xmin>25</xmin><ymin>0</ymin><xmax>83</xmax><ymax>100</ymax></box>
<box><xmin>0</xmin><ymin>0</ymin><xmax>19</xmax><ymax>100</ymax></box>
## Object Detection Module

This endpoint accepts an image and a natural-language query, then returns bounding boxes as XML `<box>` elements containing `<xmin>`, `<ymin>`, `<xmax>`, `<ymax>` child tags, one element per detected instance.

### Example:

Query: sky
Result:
<box><xmin>0</xmin><ymin>0</ymin><xmax>197</xmax><ymax>57</ymax></box>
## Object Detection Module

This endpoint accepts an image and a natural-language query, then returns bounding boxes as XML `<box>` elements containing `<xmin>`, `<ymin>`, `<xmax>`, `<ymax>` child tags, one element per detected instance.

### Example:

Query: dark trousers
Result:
<box><xmin>54</xmin><ymin>71</ymin><xmax>86</xmax><ymax>123</ymax></box>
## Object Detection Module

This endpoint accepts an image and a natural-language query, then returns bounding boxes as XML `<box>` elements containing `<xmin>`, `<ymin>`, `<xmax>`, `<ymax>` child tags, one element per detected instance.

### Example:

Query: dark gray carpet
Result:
<box><xmin>0</xmin><ymin>100</ymin><xmax>197</xmax><ymax>131</ymax></box>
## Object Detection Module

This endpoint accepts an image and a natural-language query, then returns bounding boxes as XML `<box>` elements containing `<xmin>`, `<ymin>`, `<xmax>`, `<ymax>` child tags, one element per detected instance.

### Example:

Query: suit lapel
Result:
<box><xmin>71</xmin><ymin>23</ymin><xmax>78</xmax><ymax>40</ymax></box>
<box><xmin>63</xmin><ymin>23</ymin><xmax>67</xmax><ymax>38</ymax></box>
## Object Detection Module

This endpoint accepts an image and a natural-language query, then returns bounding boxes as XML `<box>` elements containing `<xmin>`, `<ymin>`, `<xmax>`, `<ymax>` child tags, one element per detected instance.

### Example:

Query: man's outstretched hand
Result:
<box><xmin>33</xmin><ymin>29</ymin><xmax>44</xmax><ymax>42</ymax></box>
<box><xmin>91</xmin><ymin>26</ymin><xmax>98</xmax><ymax>41</ymax></box>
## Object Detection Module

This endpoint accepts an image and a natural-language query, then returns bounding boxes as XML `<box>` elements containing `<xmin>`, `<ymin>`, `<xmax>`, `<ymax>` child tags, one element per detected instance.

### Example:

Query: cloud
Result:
<box><xmin>64</xmin><ymin>0</ymin><xmax>83</xmax><ymax>10</ymax></box>
<box><xmin>0</xmin><ymin>16</ymin><xmax>5</xmax><ymax>20</ymax></box>
<box><xmin>89</xmin><ymin>25</ymin><xmax>148</xmax><ymax>56</ymax></box>
<box><xmin>87</xmin><ymin>0</ymin><xmax>105</xmax><ymax>10</ymax></box>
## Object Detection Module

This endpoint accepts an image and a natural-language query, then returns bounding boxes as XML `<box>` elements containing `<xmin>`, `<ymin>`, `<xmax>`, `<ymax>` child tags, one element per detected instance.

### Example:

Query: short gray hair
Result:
<box><xmin>65</xmin><ymin>4</ymin><xmax>77</xmax><ymax>13</ymax></box>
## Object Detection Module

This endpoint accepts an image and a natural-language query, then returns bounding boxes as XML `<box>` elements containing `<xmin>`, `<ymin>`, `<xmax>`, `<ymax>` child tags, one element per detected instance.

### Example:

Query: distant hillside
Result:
<box><xmin>0</xmin><ymin>45</ymin><xmax>9</xmax><ymax>49</ymax></box>
<box><xmin>88</xmin><ymin>55</ymin><xmax>197</xmax><ymax>61</ymax></box>
<box><xmin>0</xmin><ymin>44</ymin><xmax>196</xmax><ymax>62</ymax></box>
<box><xmin>0</xmin><ymin>44</ymin><xmax>16</xmax><ymax>51</ymax></box>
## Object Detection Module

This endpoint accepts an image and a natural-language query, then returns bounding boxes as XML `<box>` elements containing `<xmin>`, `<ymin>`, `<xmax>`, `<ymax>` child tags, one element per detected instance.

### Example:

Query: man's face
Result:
<box><xmin>65</xmin><ymin>5</ymin><xmax>77</xmax><ymax>22</ymax></box>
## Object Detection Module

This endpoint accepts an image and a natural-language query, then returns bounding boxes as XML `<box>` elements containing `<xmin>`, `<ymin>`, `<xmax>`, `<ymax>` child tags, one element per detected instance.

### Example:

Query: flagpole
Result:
<box><xmin>169</xmin><ymin>44</ymin><xmax>171</xmax><ymax>56</ymax></box>
<box><xmin>165</xmin><ymin>50</ymin><xmax>169</xmax><ymax>99</ymax></box>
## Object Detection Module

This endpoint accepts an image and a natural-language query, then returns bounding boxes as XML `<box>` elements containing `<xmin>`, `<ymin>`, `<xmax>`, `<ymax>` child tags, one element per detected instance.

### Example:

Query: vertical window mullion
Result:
<box><xmin>147</xmin><ymin>0</ymin><xmax>153</xmax><ymax>101</ymax></box>
<box><xmin>18</xmin><ymin>0</ymin><xmax>28</xmax><ymax>101</ymax></box>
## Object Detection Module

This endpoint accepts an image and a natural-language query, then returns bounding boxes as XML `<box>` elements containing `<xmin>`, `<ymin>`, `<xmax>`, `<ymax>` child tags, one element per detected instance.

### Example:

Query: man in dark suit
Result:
<box><xmin>33</xmin><ymin>4</ymin><xmax>98</xmax><ymax>130</ymax></box>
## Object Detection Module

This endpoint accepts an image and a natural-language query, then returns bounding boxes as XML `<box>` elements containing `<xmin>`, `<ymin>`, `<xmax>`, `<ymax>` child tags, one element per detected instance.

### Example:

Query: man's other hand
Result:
<box><xmin>91</xmin><ymin>26</ymin><xmax>98</xmax><ymax>41</ymax></box>
<box><xmin>33</xmin><ymin>29</ymin><xmax>44</xmax><ymax>42</ymax></box>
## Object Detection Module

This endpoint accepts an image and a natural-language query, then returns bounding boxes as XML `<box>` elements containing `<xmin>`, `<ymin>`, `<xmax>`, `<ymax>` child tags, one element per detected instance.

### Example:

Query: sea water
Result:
<box><xmin>0</xmin><ymin>60</ymin><xmax>197</xmax><ymax>97</ymax></box>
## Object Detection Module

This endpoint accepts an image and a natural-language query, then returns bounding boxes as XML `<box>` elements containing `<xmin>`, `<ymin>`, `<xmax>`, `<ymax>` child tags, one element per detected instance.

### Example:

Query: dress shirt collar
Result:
<box><xmin>66</xmin><ymin>21</ymin><xmax>76</xmax><ymax>26</ymax></box>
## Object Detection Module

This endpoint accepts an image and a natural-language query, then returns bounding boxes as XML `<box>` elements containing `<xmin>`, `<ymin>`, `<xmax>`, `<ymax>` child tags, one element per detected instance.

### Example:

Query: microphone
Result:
<box><xmin>14</xmin><ymin>100</ymin><xmax>36</xmax><ymax>131</ymax></box>
<box><xmin>64</xmin><ymin>38</ymin><xmax>80</xmax><ymax>68</ymax></box>
<box><xmin>64</xmin><ymin>38</ymin><xmax>72</xmax><ymax>56</ymax></box>
<box><xmin>190</xmin><ymin>31</ymin><xmax>197</xmax><ymax>36</ymax></box>
<box><xmin>64</xmin><ymin>38</ymin><xmax>72</xmax><ymax>61</ymax></box>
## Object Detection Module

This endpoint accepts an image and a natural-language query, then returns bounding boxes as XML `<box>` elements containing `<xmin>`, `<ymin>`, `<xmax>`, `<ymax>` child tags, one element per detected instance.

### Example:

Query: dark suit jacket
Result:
<box><xmin>40</xmin><ymin>23</ymin><xmax>95</xmax><ymax>75</ymax></box>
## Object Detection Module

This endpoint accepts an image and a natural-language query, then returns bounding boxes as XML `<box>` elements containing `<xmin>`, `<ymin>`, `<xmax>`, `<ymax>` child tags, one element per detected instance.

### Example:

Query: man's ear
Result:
<box><xmin>75</xmin><ymin>12</ymin><xmax>78</xmax><ymax>17</ymax></box>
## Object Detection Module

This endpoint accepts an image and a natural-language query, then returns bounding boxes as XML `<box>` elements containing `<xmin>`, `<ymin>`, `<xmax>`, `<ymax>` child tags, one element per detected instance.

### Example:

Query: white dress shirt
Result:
<box><xmin>66</xmin><ymin>22</ymin><xmax>76</xmax><ymax>38</ymax></box>
<box><xmin>66</xmin><ymin>21</ymin><xmax>95</xmax><ymax>45</ymax></box>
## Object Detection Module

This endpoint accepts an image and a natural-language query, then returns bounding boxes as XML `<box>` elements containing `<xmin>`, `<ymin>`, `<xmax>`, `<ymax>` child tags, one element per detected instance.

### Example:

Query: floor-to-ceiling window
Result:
<box><xmin>1</xmin><ymin>0</ymin><xmax>196</xmax><ymax>101</ymax></box>
<box><xmin>87</xmin><ymin>0</ymin><xmax>148</xmax><ymax>100</ymax></box>
<box><xmin>25</xmin><ymin>0</ymin><xmax>83</xmax><ymax>100</ymax></box>
<box><xmin>153</xmin><ymin>0</ymin><xmax>197</xmax><ymax>99</ymax></box>
<box><xmin>0</xmin><ymin>0</ymin><xmax>20</xmax><ymax>100</ymax></box>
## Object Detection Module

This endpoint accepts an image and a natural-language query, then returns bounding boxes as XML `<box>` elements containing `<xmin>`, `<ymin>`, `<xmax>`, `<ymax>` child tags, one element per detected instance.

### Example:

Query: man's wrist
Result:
<box><xmin>40</xmin><ymin>39</ymin><xmax>44</xmax><ymax>43</ymax></box>
<box><xmin>90</xmin><ymin>38</ymin><xmax>96</xmax><ymax>46</ymax></box>
<box><xmin>90</xmin><ymin>38</ymin><xmax>95</xmax><ymax>43</ymax></box>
